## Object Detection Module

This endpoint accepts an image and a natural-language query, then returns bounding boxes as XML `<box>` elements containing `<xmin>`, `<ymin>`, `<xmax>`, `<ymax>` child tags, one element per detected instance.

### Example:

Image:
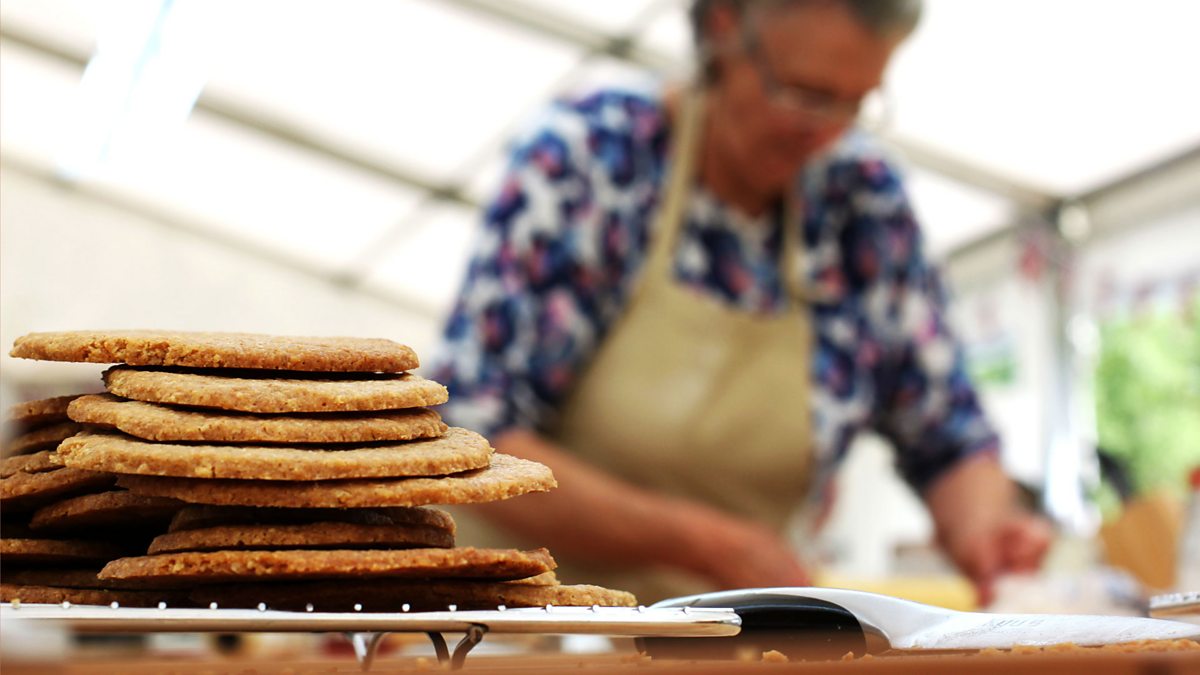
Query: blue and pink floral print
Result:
<box><xmin>431</xmin><ymin>88</ymin><xmax>998</xmax><ymax>494</ymax></box>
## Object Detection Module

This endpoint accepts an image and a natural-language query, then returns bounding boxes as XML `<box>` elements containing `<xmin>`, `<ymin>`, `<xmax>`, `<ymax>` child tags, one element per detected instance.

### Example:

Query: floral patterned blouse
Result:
<box><xmin>431</xmin><ymin>87</ymin><xmax>998</xmax><ymax>494</ymax></box>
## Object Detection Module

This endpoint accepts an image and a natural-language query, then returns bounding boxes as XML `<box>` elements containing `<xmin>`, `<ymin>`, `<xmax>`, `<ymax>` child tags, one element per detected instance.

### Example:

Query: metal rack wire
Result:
<box><xmin>1149</xmin><ymin>592</ymin><xmax>1200</xmax><ymax>623</ymax></box>
<box><xmin>1</xmin><ymin>601</ymin><xmax>742</xmax><ymax>671</ymax></box>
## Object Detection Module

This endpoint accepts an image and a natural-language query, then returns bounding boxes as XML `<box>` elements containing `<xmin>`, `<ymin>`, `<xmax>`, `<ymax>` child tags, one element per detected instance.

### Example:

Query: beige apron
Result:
<box><xmin>457</xmin><ymin>90</ymin><xmax>815</xmax><ymax>603</ymax></box>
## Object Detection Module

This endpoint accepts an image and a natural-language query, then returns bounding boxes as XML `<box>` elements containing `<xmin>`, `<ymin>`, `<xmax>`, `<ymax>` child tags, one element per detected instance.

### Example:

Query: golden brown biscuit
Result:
<box><xmin>118</xmin><ymin>453</ymin><xmax>556</xmax><ymax>508</ymax></box>
<box><xmin>99</xmin><ymin>547</ymin><xmax>556</xmax><ymax>584</ymax></box>
<box><xmin>0</xmin><ymin>450</ymin><xmax>59</xmax><ymax>479</ymax></box>
<box><xmin>68</xmin><ymin>394</ymin><xmax>448</xmax><ymax>444</ymax></box>
<box><xmin>0</xmin><ymin>538</ymin><xmax>130</xmax><ymax>565</ymax></box>
<box><xmin>147</xmin><ymin>521</ymin><xmax>454</xmax><ymax>554</ymax></box>
<box><xmin>11</xmin><ymin>330</ymin><xmax>420</xmax><ymax>372</ymax></box>
<box><xmin>1</xmin><ymin>583</ymin><xmax>190</xmax><ymax>607</ymax></box>
<box><xmin>29</xmin><ymin>490</ymin><xmax>182</xmax><ymax>534</ymax></box>
<box><xmin>192</xmin><ymin>579</ymin><xmax>636</xmax><ymax>612</ymax></box>
<box><xmin>7</xmin><ymin>395</ymin><xmax>82</xmax><ymax>431</ymax></box>
<box><xmin>0</xmin><ymin>568</ymin><xmax>167</xmax><ymax>590</ymax></box>
<box><xmin>508</xmin><ymin>571</ymin><xmax>559</xmax><ymax>586</ymax></box>
<box><xmin>167</xmin><ymin>505</ymin><xmax>456</xmax><ymax>536</ymax></box>
<box><xmin>59</xmin><ymin>428</ymin><xmax>492</xmax><ymax>481</ymax></box>
<box><xmin>2</xmin><ymin>422</ymin><xmax>83</xmax><ymax>457</ymax></box>
<box><xmin>0</xmin><ymin>467</ymin><xmax>114</xmax><ymax>511</ymax></box>
<box><xmin>104</xmin><ymin>367</ymin><xmax>448</xmax><ymax>413</ymax></box>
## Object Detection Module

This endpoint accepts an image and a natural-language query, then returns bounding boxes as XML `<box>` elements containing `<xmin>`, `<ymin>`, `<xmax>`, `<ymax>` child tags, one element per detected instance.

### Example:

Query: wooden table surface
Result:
<box><xmin>4</xmin><ymin>648</ymin><xmax>1199</xmax><ymax>674</ymax></box>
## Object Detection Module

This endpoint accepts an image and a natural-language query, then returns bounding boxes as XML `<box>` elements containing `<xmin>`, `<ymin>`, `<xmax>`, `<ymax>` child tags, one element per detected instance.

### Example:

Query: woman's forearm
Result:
<box><xmin>476</xmin><ymin>428</ymin><xmax>811</xmax><ymax>590</ymax></box>
<box><xmin>924</xmin><ymin>452</ymin><xmax>1052</xmax><ymax>604</ymax></box>
<box><xmin>479</xmin><ymin>428</ymin><xmax>698</xmax><ymax>571</ymax></box>
<box><xmin>924</xmin><ymin>452</ymin><xmax>1017</xmax><ymax>551</ymax></box>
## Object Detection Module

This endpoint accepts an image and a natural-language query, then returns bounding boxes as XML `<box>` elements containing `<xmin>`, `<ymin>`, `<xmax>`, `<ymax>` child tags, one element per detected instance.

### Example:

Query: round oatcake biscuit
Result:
<box><xmin>117</xmin><ymin>453</ymin><xmax>556</xmax><ymax>508</ymax></box>
<box><xmin>10</xmin><ymin>330</ymin><xmax>419</xmax><ymax>372</ymax></box>
<box><xmin>167</xmin><ymin>505</ymin><xmax>455</xmax><ymax>535</ymax></box>
<box><xmin>67</xmin><ymin>394</ymin><xmax>448</xmax><ymax>444</ymax></box>
<box><xmin>0</xmin><ymin>538</ymin><xmax>130</xmax><ymax>565</ymax></box>
<box><xmin>2</xmin><ymin>422</ymin><xmax>83</xmax><ymax>457</ymax></box>
<box><xmin>192</xmin><ymin>579</ymin><xmax>636</xmax><ymax>612</ymax></box>
<box><xmin>30</xmin><ymin>490</ymin><xmax>182</xmax><ymax>534</ymax></box>
<box><xmin>7</xmin><ymin>395</ymin><xmax>82</xmax><ymax>431</ymax></box>
<box><xmin>103</xmin><ymin>367</ymin><xmax>449</xmax><ymax>413</ymax></box>
<box><xmin>1</xmin><ymin>583</ymin><xmax>190</xmax><ymax>607</ymax></box>
<box><xmin>147</xmin><ymin>521</ymin><xmax>454</xmax><ymax>554</ymax></box>
<box><xmin>98</xmin><ymin>547</ymin><xmax>556</xmax><ymax>584</ymax></box>
<box><xmin>1</xmin><ymin>450</ymin><xmax>60</xmax><ymax>479</ymax></box>
<box><xmin>0</xmin><ymin>467</ymin><xmax>115</xmax><ymax>511</ymax></box>
<box><xmin>58</xmin><ymin>428</ymin><xmax>492</xmax><ymax>481</ymax></box>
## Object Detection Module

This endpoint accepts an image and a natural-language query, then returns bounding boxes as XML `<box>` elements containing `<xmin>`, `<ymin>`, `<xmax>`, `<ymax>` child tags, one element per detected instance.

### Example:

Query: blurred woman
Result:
<box><xmin>433</xmin><ymin>0</ymin><xmax>1050</xmax><ymax>604</ymax></box>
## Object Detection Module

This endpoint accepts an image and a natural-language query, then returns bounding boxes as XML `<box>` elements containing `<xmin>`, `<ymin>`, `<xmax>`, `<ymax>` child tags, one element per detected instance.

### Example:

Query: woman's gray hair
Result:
<box><xmin>689</xmin><ymin>0</ymin><xmax>922</xmax><ymax>81</ymax></box>
<box><xmin>690</xmin><ymin>0</ymin><xmax>923</xmax><ymax>50</ymax></box>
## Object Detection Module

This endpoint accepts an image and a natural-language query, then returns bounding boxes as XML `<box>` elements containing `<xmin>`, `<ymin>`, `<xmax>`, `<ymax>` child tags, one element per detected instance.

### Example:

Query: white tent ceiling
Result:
<box><xmin>2</xmin><ymin>0</ymin><xmax>1198</xmax><ymax>314</ymax></box>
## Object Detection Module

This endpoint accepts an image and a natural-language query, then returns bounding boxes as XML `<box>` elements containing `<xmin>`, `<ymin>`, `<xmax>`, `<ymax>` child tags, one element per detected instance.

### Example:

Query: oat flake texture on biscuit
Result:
<box><xmin>67</xmin><ymin>394</ymin><xmax>449</xmax><ymax>444</ymax></box>
<box><xmin>115</xmin><ymin>453</ymin><xmax>557</xmax><ymax>508</ymax></box>
<box><xmin>102</xmin><ymin>367</ymin><xmax>449</xmax><ymax>413</ymax></box>
<box><xmin>58</xmin><ymin>428</ymin><xmax>494</xmax><ymax>481</ymax></box>
<box><xmin>10</xmin><ymin>330</ymin><xmax>420</xmax><ymax>372</ymax></box>
<box><xmin>99</xmin><ymin>547</ymin><xmax>557</xmax><ymax>583</ymax></box>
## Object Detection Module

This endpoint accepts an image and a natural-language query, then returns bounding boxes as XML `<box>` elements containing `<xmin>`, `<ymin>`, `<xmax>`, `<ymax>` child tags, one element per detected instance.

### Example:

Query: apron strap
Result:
<box><xmin>780</xmin><ymin>196</ymin><xmax>809</xmax><ymax>310</ymax></box>
<box><xmin>646</xmin><ymin>87</ymin><xmax>815</xmax><ymax>310</ymax></box>
<box><xmin>643</xmin><ymin>89</ymin><xmax>706</xmax><ymax>287</ymax></box>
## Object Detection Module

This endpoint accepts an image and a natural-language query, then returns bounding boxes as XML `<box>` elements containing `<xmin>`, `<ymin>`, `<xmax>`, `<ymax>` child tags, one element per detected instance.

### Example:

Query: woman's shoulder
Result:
<box><xmin>504</xmin><ymin>80</ymin><xmax>670</xmax><ymax>192</ymax></box>
<box><xmin>515</xmin><ymin>81</ymin><xmax>670</xmax><ymax>152</ymax></box>
<box><xmin>566</xmin><ymin>85</ymin><xmax>667</xmax><ymax>128</ymax></box>
<box><xmin>803</xmin><ymin>131</ymin><xmax>926</xmax><ymax>284</ymax></box>
<box><xmin>806</xmin><ymin>130</ymin><xmax>908</xmax><ymax>196</ymax></box>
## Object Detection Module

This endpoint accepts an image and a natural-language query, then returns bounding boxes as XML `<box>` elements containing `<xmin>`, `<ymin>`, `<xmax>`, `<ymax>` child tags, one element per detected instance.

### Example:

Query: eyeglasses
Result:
<box><xmin>740</xmin><ymin>20</ymin><xmax>891</xmax><ymax>129</ymax></box>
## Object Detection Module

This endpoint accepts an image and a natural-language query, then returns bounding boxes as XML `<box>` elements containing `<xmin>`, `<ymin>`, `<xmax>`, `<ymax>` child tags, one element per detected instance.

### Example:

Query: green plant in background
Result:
<box><xmin>966</xmin><ymin>339</ymin><xmax>1017</xmax><ymax>388</ymax></box>
<box><xmin>1094</xmin><ymin>293</ymin><xmax>1200</xmax><ymax>500</ymax></box>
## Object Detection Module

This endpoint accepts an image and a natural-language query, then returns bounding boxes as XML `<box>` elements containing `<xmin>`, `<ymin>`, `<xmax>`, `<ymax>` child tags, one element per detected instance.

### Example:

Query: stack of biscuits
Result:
<box><xmin>2</xmin><ymin>395</ymin><xmax>189</xmax><ymax>607</ymax></box>
<box><xmin>1</xmin><ymin>330</ymin><xmax>636</xmax><ymax>611</ymax></box>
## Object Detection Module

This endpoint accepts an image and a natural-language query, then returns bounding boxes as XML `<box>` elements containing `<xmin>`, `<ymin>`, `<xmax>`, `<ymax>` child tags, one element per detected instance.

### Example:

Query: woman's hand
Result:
<box><xmin>925</xmin><ymin>453</ymin><xmax>1054</xmax><ymax>606</ymax></box>
<box><xmin>940</xmin><ymin>509</ymin><xmax>1053</xmax><ymax>606</ymax></box>
<box><xmin>670</xmin><ymin>499</ymin><xmax>812</xmax><ymax>590</ymax></box>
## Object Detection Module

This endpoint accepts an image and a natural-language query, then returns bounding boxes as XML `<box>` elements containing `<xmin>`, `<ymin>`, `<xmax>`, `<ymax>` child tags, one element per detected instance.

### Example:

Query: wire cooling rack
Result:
<box><xmin>1</xmin><ymin>601</ymin><xmax>742</xmax><ymax>671</ymax></box>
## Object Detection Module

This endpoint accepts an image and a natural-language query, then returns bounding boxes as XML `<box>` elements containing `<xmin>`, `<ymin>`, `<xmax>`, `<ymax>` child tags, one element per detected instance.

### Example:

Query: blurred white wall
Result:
<box><xmin>0</xmin><ymin>165</ymin><xmax>447</xmax><ymax>411</ymax></box>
